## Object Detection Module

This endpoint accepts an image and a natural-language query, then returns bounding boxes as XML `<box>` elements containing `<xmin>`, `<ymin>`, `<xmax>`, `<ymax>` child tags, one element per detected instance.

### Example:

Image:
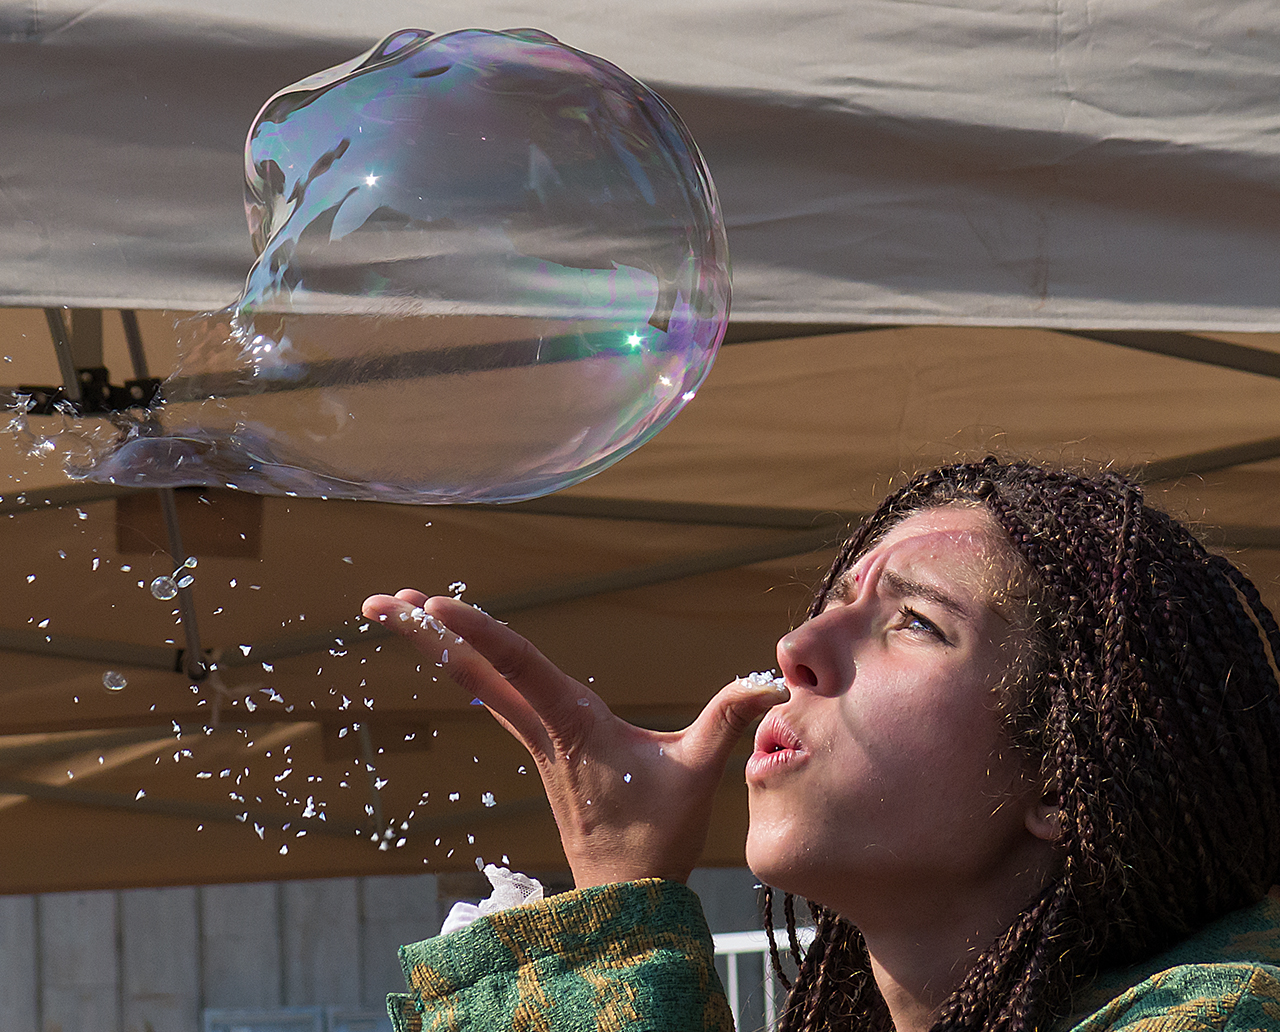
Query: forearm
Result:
<box><xmin>388</xmin><ymin>879</ymin><xmax>734</xmax><ymax>1032</ymax></box>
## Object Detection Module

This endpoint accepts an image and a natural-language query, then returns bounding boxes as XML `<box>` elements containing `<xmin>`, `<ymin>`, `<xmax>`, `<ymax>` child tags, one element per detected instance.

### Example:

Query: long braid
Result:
<box><xmin>761</xmin><ymin>457</ymin><xmax>1280</xmax><ymax>1032</ymax></box>
<box><xmin>762</xmin><ymin>887</ymin><xmax>793</xmax><ymax>991</ymax></box>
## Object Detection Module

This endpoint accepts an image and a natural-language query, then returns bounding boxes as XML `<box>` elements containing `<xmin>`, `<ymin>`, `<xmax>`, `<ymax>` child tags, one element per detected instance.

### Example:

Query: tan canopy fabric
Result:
<box><xmin>2</xmin><ymin>308</ymin><xmax>1277</xmax><ymax>892</ymax></box>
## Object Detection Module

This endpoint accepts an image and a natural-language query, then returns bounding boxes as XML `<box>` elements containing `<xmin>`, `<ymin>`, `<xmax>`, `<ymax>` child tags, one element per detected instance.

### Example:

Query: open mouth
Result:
<box><xmin>754</xmin><ymin>714</ymin><xmax>802</xmax><ymax>755</ymax></box>
<box><xmin>747</xmin><ymin>714</ymin><xmax>806</xmax><ymax>781</ymax></box>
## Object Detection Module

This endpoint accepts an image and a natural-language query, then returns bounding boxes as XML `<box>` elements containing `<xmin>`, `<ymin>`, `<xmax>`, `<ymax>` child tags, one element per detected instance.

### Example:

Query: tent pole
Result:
<box><xmin>120</xmin><ymin>310</ymin><xmax>150</xmax><ymax>379</ymax></box>
<box><xmin>42</xmin><ymin>308</ymin><xmax>82</xmax><ymax>405</ymax></box>
<box><xmin>157</xmin><ymin>489</ymin><xmax>208</xmax><ymax>681</ymax></box>
<box><xmin>113</xmin><ymin>311</ymin><xmax>208</xmax><ymax>682</ymax></box>
<box><xmin>1062</xmin><ymin>330</ymin><xmax>1280</xmax><ymax>380</ymax></box>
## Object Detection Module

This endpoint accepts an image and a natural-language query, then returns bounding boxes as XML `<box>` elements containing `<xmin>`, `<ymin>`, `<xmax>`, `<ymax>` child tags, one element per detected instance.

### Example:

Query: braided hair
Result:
<box><xmin>766</xmin><ymin>457</ymin><xmax>1280</xmax><ymax>1032</ymax></box>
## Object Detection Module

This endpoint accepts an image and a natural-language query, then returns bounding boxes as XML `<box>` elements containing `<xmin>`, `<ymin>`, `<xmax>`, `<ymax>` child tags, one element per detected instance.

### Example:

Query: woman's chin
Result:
<box><xmin>746</xmin><ymin>829</ymin><xmax>808</xmax><ymax>899</ymax></box>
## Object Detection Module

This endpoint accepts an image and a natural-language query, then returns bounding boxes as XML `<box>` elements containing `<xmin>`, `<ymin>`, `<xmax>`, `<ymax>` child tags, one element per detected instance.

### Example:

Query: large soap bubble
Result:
<box><xmin>81</xmin><ymin>27</ymin><xmax>729</xmax><ymax>503</ymax></box>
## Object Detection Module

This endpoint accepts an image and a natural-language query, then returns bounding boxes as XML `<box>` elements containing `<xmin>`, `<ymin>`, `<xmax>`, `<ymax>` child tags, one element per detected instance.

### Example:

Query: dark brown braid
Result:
<box><xmin>768</xmin><ymin>457</ymin><xmax>1280</xmax><ymax>1032</ymax></box>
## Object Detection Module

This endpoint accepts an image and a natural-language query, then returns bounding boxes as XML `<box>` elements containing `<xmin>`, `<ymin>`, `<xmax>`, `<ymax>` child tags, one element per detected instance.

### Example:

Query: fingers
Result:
<box><xmin>681</xmin><ymin>677</ymin><xmax>790</xmax><ymax>772</ymax></box>
<box><xmin>360</xmin><ymin>594</ymin><xmax>582</xmax><ymax>759</ymax></box>
<box><xmin>413</xmin><ymin>598</ymin><xmax>595</xmax><ymax>729</ymax></box>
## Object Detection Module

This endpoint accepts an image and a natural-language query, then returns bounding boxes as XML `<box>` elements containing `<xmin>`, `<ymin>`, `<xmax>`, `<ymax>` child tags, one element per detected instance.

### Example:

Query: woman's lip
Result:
<box><xmin>754</xmin><ymin>712</ymin><xmax>803</xmax><ymax>755</ymax></box>
<box><xmin>745</xmin><ymin>743</ymin><xmax>807</xmax><ymax>782</ymax></box>
<box><xmin>747</xmin><ymin>713</ymin><xmax>806</xmax><ymax>782</ymax></box>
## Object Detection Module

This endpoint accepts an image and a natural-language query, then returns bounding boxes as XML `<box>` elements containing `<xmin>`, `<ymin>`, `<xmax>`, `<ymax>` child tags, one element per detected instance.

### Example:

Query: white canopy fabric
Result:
<box><xmin>4</xmin><ymin>0</ymin><xmax>1280</xmax><ymax>328</ymax></box>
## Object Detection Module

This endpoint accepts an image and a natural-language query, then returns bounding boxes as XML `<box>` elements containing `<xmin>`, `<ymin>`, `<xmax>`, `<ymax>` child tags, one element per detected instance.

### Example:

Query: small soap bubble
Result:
<box><xmin>150</xmin><ymin>576</ymin><xmax>178</xmax><ymax>600</ymax></box>
<box><xmin>176</xmin><ymin>574</ymin><xmax>194</xmax><ymax>589</ymax></box>
<box><xmin>102</xmin><ymin>671</ymin><xmax>128</xmax><ymax>691</ymax></box>
<box><xmin>482</xmin><ymin>791</ymin><xmax>496</xmax><ymax>808</ymax></box>
<box><xmin>67</xmin><ymin>28</ymin><xmax>728</xmax><ymax>505</ymax></box>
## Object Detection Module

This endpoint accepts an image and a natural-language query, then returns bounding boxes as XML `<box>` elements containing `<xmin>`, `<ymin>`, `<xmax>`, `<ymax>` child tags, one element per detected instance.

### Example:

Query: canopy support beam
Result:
<box><xmin>1063</xmin><ymin>329</ymin><xmax>1280</xmax><ymax>380</ymax></box>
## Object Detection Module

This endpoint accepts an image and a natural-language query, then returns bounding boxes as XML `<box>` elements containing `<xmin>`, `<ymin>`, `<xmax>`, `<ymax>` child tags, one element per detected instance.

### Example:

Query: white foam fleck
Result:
<box><xmin>738</xmin><ymin>670</ymin><xmax>787</xmax><ymax>690</ymax></box>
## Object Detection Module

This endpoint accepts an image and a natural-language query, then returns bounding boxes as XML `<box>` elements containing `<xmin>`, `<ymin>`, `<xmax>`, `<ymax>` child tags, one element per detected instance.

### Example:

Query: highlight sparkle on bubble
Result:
<box><xmin>73</xmin><ymin>27</ymin><xmax>729</xmax><ymax>505</ymax></box>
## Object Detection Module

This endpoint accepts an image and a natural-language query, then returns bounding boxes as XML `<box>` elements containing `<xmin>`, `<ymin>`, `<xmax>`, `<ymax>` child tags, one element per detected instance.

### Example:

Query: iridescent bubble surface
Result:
<box><xmin>79</xmin><ymin>27</ymin><xmax>730</xmax><ymax>503</ymax></box>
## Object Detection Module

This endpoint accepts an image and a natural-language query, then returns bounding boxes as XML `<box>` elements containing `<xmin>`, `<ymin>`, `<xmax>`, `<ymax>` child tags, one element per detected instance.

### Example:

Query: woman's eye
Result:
<box><xmin>901</xmin><ymin>607</ymin><xmax>948</xmax><ymax>642</ymax></box>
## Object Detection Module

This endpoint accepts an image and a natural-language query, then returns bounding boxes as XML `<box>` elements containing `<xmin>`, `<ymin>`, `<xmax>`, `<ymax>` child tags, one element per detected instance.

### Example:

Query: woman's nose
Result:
<box><xmin>776</xmin><ymin>606</ymin><xmax>855</xmax><ymax>697</ymax></box>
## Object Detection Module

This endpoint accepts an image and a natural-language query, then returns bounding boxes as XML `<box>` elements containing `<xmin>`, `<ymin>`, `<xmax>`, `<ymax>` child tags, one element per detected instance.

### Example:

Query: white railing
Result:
<box><xmin>713</xmin><ymin>926</ymin><xmax>815</xmax><ymax>1031</ymax></box>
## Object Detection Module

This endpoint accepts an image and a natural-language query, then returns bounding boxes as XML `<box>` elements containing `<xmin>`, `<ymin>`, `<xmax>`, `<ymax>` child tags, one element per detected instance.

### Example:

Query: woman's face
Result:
<box><xmin>746</xmin><ymin>505</ymin><xmax>1053</xmax><ymax>919</ymax></box>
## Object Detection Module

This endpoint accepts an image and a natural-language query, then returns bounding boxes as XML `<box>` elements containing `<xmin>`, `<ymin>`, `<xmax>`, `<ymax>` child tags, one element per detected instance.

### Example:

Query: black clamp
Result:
<box><xmin>18</xmin><ymin>368</ymin><xmax>162</xmax><ymax>415</ymax></box>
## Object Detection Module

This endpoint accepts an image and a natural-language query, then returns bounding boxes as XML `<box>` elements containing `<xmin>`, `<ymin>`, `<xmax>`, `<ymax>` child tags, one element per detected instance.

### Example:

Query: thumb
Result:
<box><xmin>682</xmin><ymin>676</ymin><xmax>791</xmax><ymax>771</ymax></box>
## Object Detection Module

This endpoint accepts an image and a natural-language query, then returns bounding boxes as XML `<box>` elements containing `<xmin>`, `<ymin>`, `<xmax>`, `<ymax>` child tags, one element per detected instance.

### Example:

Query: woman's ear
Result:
<box><xmin>1026</xmin><ymin>794</ymin><xmax>1062</xmax><ymax>842</ymax></box>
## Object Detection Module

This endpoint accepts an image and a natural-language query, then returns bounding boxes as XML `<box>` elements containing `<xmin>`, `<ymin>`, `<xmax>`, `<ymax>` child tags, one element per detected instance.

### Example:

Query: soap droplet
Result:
<box><xmin>150</xmin><ymin>576</ymin><xmax>178</xmax><ymax>600</ymax></box>
<box><xmin>102</xmin><ymin>671</ymin><xmax>128</xmax><ymax>691</ymax></box>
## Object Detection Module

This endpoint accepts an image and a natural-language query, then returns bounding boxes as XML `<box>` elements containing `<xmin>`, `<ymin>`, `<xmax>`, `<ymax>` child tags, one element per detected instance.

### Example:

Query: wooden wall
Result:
<box><xmin>0</xmin><ymin>868</ymin><xmax>760</xmax><ymax>1032</ymax></box>
<box><xmin>0</xmin><ymin>873</ymin><xmax>439</xmax><ymax>1032</ymax></box>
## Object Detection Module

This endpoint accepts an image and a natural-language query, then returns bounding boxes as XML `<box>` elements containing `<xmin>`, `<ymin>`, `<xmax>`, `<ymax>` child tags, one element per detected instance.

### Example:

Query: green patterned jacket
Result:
<box><xmin>388</xmin><ymin>881</ymin><xmax>1280</xmax><ymax>1031</ymax></box>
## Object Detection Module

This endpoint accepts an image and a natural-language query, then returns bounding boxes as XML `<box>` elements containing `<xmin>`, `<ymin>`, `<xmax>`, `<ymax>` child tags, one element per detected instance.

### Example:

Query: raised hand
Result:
<box><xmin>361</xmin><ymin>590</ymin><xmax>789</xmax><ymax>887</ymax></box>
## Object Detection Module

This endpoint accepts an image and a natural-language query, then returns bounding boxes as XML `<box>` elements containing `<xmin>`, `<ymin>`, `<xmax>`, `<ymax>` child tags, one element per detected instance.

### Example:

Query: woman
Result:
<box><xmin>363</xmin><ymin>458</ymin><xmax>1280</xmax><ymax>1031</ymax></box>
